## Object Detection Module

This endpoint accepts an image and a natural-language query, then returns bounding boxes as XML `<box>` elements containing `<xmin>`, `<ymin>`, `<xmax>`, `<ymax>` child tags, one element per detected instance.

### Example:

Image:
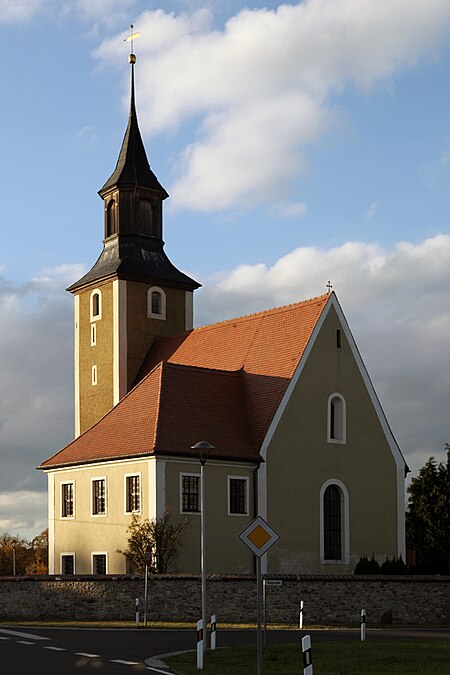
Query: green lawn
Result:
<box><xmin>165</xmin><ymin>640</ymin><xmax>450</xmax><ymax>674</ymax></box>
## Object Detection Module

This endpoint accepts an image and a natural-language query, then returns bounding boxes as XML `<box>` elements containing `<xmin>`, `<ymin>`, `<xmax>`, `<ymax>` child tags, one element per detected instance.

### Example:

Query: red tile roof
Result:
<box><xmin>40</xmin><ymin>294</ymin><xmax>329</xmax><ymax>469</ymax></box>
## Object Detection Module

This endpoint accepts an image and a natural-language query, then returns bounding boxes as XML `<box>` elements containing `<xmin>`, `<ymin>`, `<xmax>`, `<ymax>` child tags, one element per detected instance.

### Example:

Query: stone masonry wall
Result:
<box><xmin>0</xmin><ymin>575</ymin><xmax>449</xmax><ymax>626</ymax></box>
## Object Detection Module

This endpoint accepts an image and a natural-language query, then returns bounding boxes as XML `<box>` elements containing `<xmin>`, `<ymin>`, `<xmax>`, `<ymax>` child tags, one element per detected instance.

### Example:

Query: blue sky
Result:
<box><xmin>0</xmin><ymin>0</ymin><xmax>449</xmax><ymax>537</ymax></box>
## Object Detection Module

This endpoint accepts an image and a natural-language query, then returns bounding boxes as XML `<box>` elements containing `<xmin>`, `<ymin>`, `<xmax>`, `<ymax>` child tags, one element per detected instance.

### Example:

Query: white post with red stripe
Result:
<box><xmin>302</xmin><ymin>634</ymin><xmax>313</xmax><ymax>674</ymax></box>
<box><xmin>210</xmin><ymin>614</ymin><xmax>217</xmax><ymax>650</ymax></box>
<box><xmin>299</xmin><ymin>600</ymin><xmax>304</xmax><ymax>629</ymax></box>
<box><xmin>361</xmin><ymin>609</ymin><xmax>366</xmax><ymax>642</ymax></box>
<box><xmin>197</xmin><ymin>619</ymin><xmax>204</xmax><ymax>670</ymax></box>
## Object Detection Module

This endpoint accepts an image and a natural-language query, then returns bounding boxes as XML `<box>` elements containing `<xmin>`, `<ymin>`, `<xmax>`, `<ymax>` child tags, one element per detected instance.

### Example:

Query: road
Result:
<box><xmin>0</xmin><ymin>625</ymin><xmax>448</xmax><ymax>673</ymax></box>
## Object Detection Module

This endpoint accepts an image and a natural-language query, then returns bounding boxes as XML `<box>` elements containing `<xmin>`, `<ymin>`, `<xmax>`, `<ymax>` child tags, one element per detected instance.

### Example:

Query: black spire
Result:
<box><xmin>99</xmin><ymin>60</ymin><xmax>168</xmax><ymax>198</ymax></box>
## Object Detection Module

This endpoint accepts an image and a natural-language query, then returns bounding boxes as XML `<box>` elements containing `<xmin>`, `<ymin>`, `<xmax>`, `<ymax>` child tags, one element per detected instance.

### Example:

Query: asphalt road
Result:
<box><xmin>1</xmin><ymin>625</ymin><xmax>448</xmax><ymax>674</ymax></box>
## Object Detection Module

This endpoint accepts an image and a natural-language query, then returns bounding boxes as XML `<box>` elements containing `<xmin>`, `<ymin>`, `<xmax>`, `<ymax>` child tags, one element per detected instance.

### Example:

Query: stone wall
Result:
<box><xmin>0</xmin><ymin>575</ymin><xmax>448</xmax><ymax>626</ymax></box>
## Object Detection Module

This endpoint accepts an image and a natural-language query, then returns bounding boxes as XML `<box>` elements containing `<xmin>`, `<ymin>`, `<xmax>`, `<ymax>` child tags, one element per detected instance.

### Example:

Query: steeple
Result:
<box><xmin>68</xmin><ymin>50</ymin><xmax>199</xmax><ymax>293</ymax></box>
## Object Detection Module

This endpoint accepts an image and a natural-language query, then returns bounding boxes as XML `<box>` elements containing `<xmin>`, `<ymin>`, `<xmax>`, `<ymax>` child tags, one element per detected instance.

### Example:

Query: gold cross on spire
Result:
<box><xmin>125</xmin><ymin>24</ymin><xmax>141</xmax><ymax>63</ymax></box>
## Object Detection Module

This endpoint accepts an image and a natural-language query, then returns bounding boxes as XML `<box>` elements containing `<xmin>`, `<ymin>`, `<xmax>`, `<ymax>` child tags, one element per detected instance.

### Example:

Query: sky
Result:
<box><xmin>0</xmin><ymin>0</ymin><xmax>449</xmax><ymax>539</ymax></box>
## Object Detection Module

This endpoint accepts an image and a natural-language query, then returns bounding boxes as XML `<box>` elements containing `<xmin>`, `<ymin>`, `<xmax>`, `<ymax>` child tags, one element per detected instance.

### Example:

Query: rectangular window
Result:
<box><xmin>336</xmin><ymin>329</ymin><xmax>342</xmax><ymax>349</ymax></box>
<box><xmin>91</xmin><ymin>323</ymin><xmax>97</xmax><ymax>346</ymax></box>
<box><xmin>181</xmin><ymin>474</ymin><xmax>200</xmax><ymax>513</ymax></box>
<box><xmin>125</xmin><ymin>475</ymin><xmax>141</xmax><ymax>513</ymax></box>
<box><xmin>61</xmin><ymin>482</ymin><xmax>74</xmax><ymax>518</ymax></box>
<box><xmin>61</xmin><ymin>554</ymin><xmax>74</xmax><ymax>575</ymax></box>
<box><xmin>228</xmin><ymin>477</ymin><xmax>248</xmax><ymax>515</ymax></box>
<box><xmin>92</xmin><ymin>478</ymin><xmax>106</xmax><ymax>515</ymax></box>
<box><xmin>92</xmin><ymin>553</ymin><xmax>107</xmax><ymax>575</ymax></box>
<box><xmin>92</xmin><ymin>364</ymin><xmax>97</xmax><ymax>386</ymax></box>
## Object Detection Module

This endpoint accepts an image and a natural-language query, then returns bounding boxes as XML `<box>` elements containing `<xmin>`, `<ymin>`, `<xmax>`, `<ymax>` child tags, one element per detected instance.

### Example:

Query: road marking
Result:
<box><xmin>44</xmin><ymin>646</ymin><xmax>66</xmax><ymax>651</ymax></box>
<box><xmin>0</xmin><ymin>637</ymin><xmax>10</xmax><ymax>640</ymax></box>
<box><xmin>146</xmin><ymin>666</ymin><xmax>174</xmax><ymax>674</ymax></box>
<box><xmin>111</xmin><ymin>660</ymin><xmax>140</xmax><ymax>665</ymax></box>
<box><xmin>16</xmin><ymin>641</ymin><xmax>34</xmax><ymax>645</ymax></box>
<box><xmin>0</xmin><ymin>629</ymin><xmax>50</xmax><ymax>641</ymax></box>
<box><xmin>76</xmin><ymin>652</ymin><xmax>101</xmax><ymax>658</ymax></box>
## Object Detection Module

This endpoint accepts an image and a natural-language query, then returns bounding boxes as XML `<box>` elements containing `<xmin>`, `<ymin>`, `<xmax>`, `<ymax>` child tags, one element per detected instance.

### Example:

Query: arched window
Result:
<box><xmin>147</xmin><ymin>287</ymin><xmax>166</xmax><ymax>320</ymax></box>
<box><xmin>106</xmin><ymin>199</ymin><xmax>117</xmax><ymax>238</ymax></box>
<box><xmin>90</xmin><ymin>289</ymin><xmax>102</xmax><ymax>321</ymax></box>
<box><xmin>327</xmin><ymin>393</ymin><xmax>346</xmax><ymax>443</ymax></box>
<box><xmin>320</xmin><ymin>479</ymin><xmax>350</xmax><ymax>564</ymax></box>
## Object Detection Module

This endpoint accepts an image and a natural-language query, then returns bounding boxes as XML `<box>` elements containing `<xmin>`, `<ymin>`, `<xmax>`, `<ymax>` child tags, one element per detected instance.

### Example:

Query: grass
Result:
<box><xmin>165</xmin><ymin>640</ymin><xmax>450</xmax><ymax>674</ymax></box>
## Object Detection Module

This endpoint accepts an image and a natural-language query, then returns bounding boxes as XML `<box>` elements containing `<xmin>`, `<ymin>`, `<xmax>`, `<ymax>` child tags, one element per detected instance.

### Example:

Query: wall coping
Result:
<box><xmin>0</xmin><ymin>573</ymin><xmax>449</xmax><ymax>583</ymax></box>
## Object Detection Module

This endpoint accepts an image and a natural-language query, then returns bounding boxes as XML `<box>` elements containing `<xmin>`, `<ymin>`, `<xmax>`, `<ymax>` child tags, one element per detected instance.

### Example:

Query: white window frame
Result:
<box><xmin>90</xmin><ymin>288</ymin><xmax>102</xmax><ymax>322</ymax></box>
<box><xmin>227</xmin><ymin>475</ymin><xmax>249</xmax><ymax>516</ymax></box>
<box><xmin>60</xmin><ymin>552</ymin><xmax>76</xmax><ymax>575</ymax></box>
<box><xmin>90</xmin><ymin>476</ymin><xmax>107</xmax><ymax>517</ymax></box>
<box><xmin>91</xmin><ymin>323</ymin><xmax>97</xmax><ymax>347</ymax></box>
<box><xmin>124</xmin><ymin>472</ymin><xmax>142</xmax><ymax>514</ymax></box>
<box><xmin>91</xmin><ymin>551</ymin><xmax>108</xmax><ymax>575</ymax></box>
<box><xmin>327</xmin><ymin>392</ymin><xmax>346</xmax><ymax>444</ymax></box>
<box><xmin>147</xmin><ymin>286</ymin><xmax>166</xmax><ymax>320</ymax></box>
<box><xmin>179</xmin><ymin>472</ymin><xmax>201</xmax><ymax>515</ymax></box>
<box><xmin>92</xmin><ymin>364</ymin><xmax>97</xmax><ymax>386</ymax></box>
<box><xmin>60</xmin><ymin>481</ymin><xmax>75</xmax><ymax>519</ymax></box>
<box><xmin>319</xmin><ymin>479</ymin><xmax>350</xmax><ymax>565</ymax></box>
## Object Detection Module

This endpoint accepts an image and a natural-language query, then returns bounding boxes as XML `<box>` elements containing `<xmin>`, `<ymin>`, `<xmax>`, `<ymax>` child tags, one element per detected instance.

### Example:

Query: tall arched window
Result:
<box><xmin>106</xmin><ymin>199</ymin><xmax>117</xmax><ymax>238</ymax></box>
<box><xmin>327</xmin><ymin>393</ymin><xmax>346</xmax><ymax>443</ymax></box>
<box><xmin>147</xmin><ymin>286</ymin><xmax>166</xmax><ymax>320</ymax></box>
<box><xmin>90</xmin><ymin>289</ymin><xmax>102</xmax><ymax>321</ymax></box>
<box><xmin>320</xmin><ymin>479</ymin><xmax>349</xmax><ymax>564</ymax></box>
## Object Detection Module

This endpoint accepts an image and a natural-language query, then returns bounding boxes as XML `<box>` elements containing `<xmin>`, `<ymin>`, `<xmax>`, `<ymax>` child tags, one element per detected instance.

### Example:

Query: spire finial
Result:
<box><xmin>125</xmin><ymin>24</ymin><xmax>141</xmax><ymax>64</ymax></box>
<box><xmin>326</xmin><ymin>280</ymin><xmax>333</xmax><ymax>294</ymax></box>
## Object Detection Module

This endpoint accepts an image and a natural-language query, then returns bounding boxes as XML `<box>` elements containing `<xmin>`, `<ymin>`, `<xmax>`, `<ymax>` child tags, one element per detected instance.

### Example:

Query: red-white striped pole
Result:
<box><xmin>302</xmin><ymin>634</ymin><xmax>313</xmax><ymax>674</ymax></box>
<box><xmin>210</xmin><ymin>614</ymin><xmax>217</xmax><ymax>650</ymax></box>
<box><xmin>299</xmin><ymin>600</ymin><xmax>304</xmax><ymax>629</ymax></box>
<box><xmin>361</xmin><ymin>609</ymin><xmax>366</xmax><ymax>642</ymax></box>
<box><xmin>197</xmin><ymin>619</ymin><xmax>204</xmax><ymax>670</ymax></box>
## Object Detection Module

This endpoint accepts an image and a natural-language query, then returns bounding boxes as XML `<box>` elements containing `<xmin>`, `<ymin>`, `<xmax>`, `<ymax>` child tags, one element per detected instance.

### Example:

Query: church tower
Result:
<box><xmin>68</xmin><ymin>52</ymin><xmax>200</xmax><ymax>436</ymax></box>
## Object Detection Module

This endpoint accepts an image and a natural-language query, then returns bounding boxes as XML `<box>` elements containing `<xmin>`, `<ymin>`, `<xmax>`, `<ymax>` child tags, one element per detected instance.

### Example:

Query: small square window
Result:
<box><xmin>181</xmin><ymin>474</ymin><xmax>200</xmax><ymax>513</ymax></box>
<box><xmin>92</xmin><ymin>554</ymin><xmax>107</xmax><ymax>575</ymax></box>
<box><xmin>228</xmin><ymin>477</ymin><xmax>248</xmax><ymax>515</ymax></box>
<box><xmin>61</xmin><ymin>554</ymin><xmax>74</xmax><ymax>575</ymax></box>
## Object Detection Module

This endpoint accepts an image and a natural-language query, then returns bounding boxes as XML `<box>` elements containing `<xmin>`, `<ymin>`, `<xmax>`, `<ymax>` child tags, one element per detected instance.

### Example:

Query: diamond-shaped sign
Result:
<box><xmin>239</xmin><ymin>516</ymin><xmax>280</xmax><ymax>557</ymax></box>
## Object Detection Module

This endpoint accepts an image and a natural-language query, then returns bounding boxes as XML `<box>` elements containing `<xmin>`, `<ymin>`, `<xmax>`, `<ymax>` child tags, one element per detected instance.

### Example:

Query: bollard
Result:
<box><xmin>299</xmin><ymin>600</ymin><xmax>304</xmax><ymax>629</ymax></box>
<box><xmin>302</xmin><ymin>634</ymin><xmax>313</xmax><ymax>674</ymax></box>
<box><xmin>196</xmin><ymin>619</ymin><xmax>204</xmax><ymax>670</ymax></box>
<box><xmin>135</xmin><ymin>598</ymin><xmax>140</xmax><ymax>627</ymax></box>
<box><xmin>210</xmin><ymin>614</ymin><xmax>217</xmax><ymax>650</ymax></box>
<box><xmin>361</xmin><ymin>609</ymin><xmax>366</xmax><ymax>642</ymax></box>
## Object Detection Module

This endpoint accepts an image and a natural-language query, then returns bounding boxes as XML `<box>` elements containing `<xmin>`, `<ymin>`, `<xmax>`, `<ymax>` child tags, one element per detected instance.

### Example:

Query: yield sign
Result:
<box><xmin>239</xmin><ymin>516</ymin><xmax>280</xmax><ymax>558</ymax></box>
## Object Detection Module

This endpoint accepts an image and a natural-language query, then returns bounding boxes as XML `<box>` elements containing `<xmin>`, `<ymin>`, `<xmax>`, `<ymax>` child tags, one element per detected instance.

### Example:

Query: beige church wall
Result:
<box><xmin>164</xmin><ymin>459</ymin><xmax>256</xmax><ymax>575</ymax></box>
<box><xmin>265</xmin><ymin>306</ymin><xmax>400</xmax><ymax>574</ymax></box>
<box><xmin>77</xmin><ymin>281</ymin><xmax>114</xmax><ymax>433</ymax></box>
<box><xmin>51</xmin><ymin>458</ymin><xmax>150</xmax><ymax>575</ymax></box>
<box><xmin>126</xmin><ymin>282</ymin><xmax>188</xmax><ymax>388</ymax></box>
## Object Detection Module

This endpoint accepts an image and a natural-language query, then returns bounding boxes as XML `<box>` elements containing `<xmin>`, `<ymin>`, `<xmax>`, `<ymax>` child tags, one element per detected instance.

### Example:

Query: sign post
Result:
<box><xmin>144</xmin><ymin>545</ymin><xmax>152</xmax><ymax>627</ymax></box>
<box><xmin>239</xmin><ymin>517</ymin><xmax>280</xmax><ymax>675</ymax></box>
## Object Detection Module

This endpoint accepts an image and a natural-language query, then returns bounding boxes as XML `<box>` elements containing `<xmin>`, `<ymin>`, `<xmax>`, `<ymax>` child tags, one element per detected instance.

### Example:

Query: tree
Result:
<box><xmin>406</xmin><ymin>449</ymin><xmax>450</xmax><ymax>574</ymax></box>
<box><xmin>118</xmin><ymin>510</ymin><xmax>190</xmax><ymax>574</ymax></box>
<box><xmin>28</xmin><ymin>529</ymin><xmax>48</xmax><ymax>574</ymax></box>
<box><xmin>0</xmin><ymin>533</ymin><xmax>33</xmax><ymax>575</ymax></box>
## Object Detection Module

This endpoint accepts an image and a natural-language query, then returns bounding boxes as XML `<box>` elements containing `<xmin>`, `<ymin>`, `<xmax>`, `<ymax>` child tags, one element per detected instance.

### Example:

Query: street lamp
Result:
<box><xmin>191</xmin><ymin>441</ymin><xmax>214</xmax><ymax>653</ymax></box>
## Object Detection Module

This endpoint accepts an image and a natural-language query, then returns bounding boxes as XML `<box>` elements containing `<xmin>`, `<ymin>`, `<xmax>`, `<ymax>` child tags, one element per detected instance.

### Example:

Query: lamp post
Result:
<box><xmin>12</xmin><ymin>545</ymin><xmax>16</xmax><ymax>576</ymax></box>
<box><xmin>191</xmin><ymin>441</ymin><xmax>214</xmax><ymax>654</ymax></box>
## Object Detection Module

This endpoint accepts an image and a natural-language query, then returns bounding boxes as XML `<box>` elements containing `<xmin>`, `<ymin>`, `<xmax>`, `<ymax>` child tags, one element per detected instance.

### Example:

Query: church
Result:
<box><xmin>39</xmin><ymin>53</ymin><xmax>408</xmax><ymax>577</ymax></box>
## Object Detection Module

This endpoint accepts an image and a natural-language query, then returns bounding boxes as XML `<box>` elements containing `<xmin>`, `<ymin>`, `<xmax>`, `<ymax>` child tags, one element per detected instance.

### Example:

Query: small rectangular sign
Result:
<box><xmin>265</xmin><ymin>580</ymin><xmax>282</xmax><ymax>587</ymax></box>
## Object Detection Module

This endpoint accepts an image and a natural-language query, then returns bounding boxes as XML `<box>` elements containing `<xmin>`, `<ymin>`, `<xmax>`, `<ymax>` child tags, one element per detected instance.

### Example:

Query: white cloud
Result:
<box><xmin>0</xmin><ymin>0</ymin><xmax>46</xmax><ymax>23</ymax></box>
<box><xmin>0</xmin><ymin>491</ymin><xmax>47</xmax><ymax>539</ymax></box>
<box><xmin>196</xmin><ymin>234</ymin><xmax>450</xmax><ymax>478</ymax></box>
<box><xmin>274</xmin><ymin>201</ymin><xmax>308</xmax><ymax>220</ymax></box>
<box><xmin>366</xmin><ymin>200</ymin><xmax>380</xmax><ymax>221</ymax></box>
<box><xmin>95</xmin><ymin>0</ymin><xmax>450</xmax><ymax>212</ymax></box>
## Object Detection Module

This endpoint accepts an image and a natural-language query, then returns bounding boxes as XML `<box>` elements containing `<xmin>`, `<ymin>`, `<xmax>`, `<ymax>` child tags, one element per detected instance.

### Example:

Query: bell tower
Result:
<box><xmin>68</xmin><ymin>51</ymin><xmax>200</xmax><ymax>436</ymax></box>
